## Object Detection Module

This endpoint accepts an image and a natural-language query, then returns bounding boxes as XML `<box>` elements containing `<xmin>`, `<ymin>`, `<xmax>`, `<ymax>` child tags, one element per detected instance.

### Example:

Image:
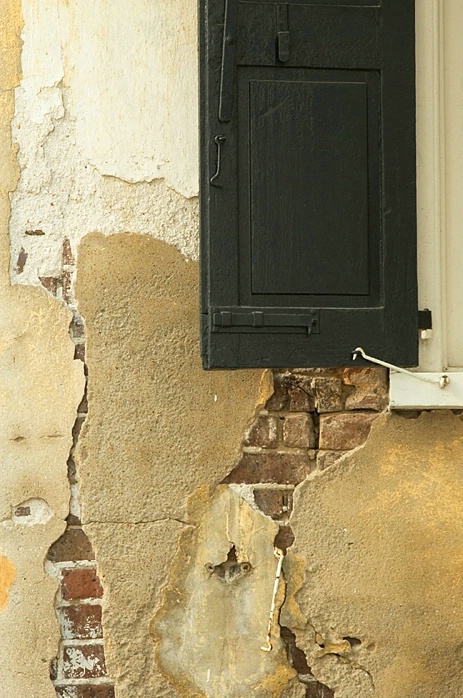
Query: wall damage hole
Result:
<box><xmin>204</xmin><ymin>545</ymin><xmax>252</xmax><ymax>584</ymax></box>
<box><xmin>343</xmin><ymin>636</ymin><xmax>362</xmax><ymax>650</ymax></box>
<box><xmin>280</xmin><ymin>626</ymin><xmax>336</xmax><ymax>697</ymax></box>
<box><xmin>12</xmin><ymin>498</ymin><xmax>53</xmax><ymax>525</ymax></box>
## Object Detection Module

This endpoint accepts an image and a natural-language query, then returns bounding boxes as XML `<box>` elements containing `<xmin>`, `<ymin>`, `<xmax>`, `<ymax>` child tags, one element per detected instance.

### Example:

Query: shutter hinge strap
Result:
<box><xmin>352</xmin><ymin>347</ymin><xmax>449</xmax><ymax>389</ymax></box>
<box><xmin>276</xmin><ymin>4</ymin><xmax>290</xmax><ymax>63</ymax></box>
<box><xmin>219</xmin><ymin>0</ymin><xmax>238</xmax><ymax>122</ymax></box>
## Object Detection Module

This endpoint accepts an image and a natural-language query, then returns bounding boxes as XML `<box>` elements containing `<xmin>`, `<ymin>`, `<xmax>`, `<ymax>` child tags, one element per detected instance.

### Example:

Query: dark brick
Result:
<box><xmin>311</xmin><ymin>377</ymin><xmax>343</xmax><ymax>413</ymax></box>
<box><xmin>253</xmin><ymin>489</ymin><xmax>293</xmax><ymax>519</ymax></box>
<box><xmin>48</xmin><ymin>527</ymin><xmax>95</xmax><ymax>563</ymax></box>
<box><xmin>16</xmin><ymin>247</ymin><xmax>28</xmax><ymax>274</ymax></box>
<box><xmin>72</xmin><ymin>415</ymin><xmax>86</xmax><ymax>441</ymax></box>
<box><xmin>283</xmin><ymin>414</ymin><xmax>315</xmax><ymax>448</ymax></box>
<box><xmin>55</xmin><ymin>687</ymin><xmax>115</xmax><ymax>698</ymax></box>
<box><xmin>40</xmin><ymin>276</ymin><xmax>59</xmax><ymax>295</ymax></box>
<box><xmin>77</xmin><ymin>390</ymin><xmax>89</xmax><ymax>414</ymax></box>
<box><xmin>274</xmin><ymin>526</ymin><xmax>295</xmax><ymax>552</ymax></box>
<box><xmin>223</xmin><ymin>452</ymin><xmax>310</xmax><ymax>485</ymax></box>
<box><xmin>67</xmin><ymin>456</ymin><xmax>78</xmax><ymax>485</ymax></box>
<box><xmin>288</xmin><ymin>386</ymin><xmax>314</xmax><ymax>412</ymax></box>
<box><xmin>343</xmin><ymin>366</ymin><xmax>389</xmax><ymax>411</ymax></box>
<box><xmin>305</xmin><ymin>681</ymin><xmax>335</xmax><ymax>698</ymax></box>
<box><xmin>317</xmin><ymin>450</ymin><xmax>348</xmax><ymax>471</ymax></box>
<box><xmin>14</xmin><ymin>506</ymin><xmax>31</xmax><ymax>517</ymax></box>
<box><xmin>74</xmin><ymin>343</ymin><xmax>86</xmax><ymax>362</ymax></box>
<box><xmin>62</xmin><ymin>237</ymin><xmax>75</xmax><ymax>265</ymax></box>
<box><xmin>265</xmin><ymin>376</ymin><xmax>288</xmax><ymax>411</ymax></box>
<box><xmin>70</xmin><ymin>315</ymin><xmax>86</xmax><ymax>340</ymax></box>
<box><xmin>61</xmin><ymin>568</ymin><xmax>103</xmax><ymax>601</ymax></box>
<box><xmin>59</xmin><ymin>604</ymin><xmax>102</xmax><ymax>639</ymax></box>
<box><xmin>62</xmin><ymin>644</ymin><xmax>106</xmax><ymax>679</ymax></box>
<box><xmin>244</xmin><ymin>415</ymin><xmax>279</xmax><ymax>448</ymax></box>
<box><xmin>319</xmin><ymin>413</ymin><xmax>378</xmax><ymax>451</ymax></box>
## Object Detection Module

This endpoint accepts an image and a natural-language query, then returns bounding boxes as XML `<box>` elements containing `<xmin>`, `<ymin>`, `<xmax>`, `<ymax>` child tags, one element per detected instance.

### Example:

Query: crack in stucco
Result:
<box><xmin>82</xmin><ymin>518</ymin><xmax>193</xmax><ymax>527</ymax></box>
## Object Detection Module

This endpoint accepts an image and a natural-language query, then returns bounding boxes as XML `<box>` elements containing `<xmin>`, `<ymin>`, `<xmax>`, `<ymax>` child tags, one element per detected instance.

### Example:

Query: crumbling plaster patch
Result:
<box><xmin>0</xmin><ymin>1</ymin><xmax>85</xmax><ymax>695</ymax></box>
<box><xmin>10</xmin><ymin>0</ymin><xmax>199</xmax><ymax>287</ymax></box>
<box><xmin>284</xmin><ymin>411</ymin><xmax>463</xmax><ymax>698</ymax></box>
<box><xmin>153</xmin><ymin>486</ymin><xmax>295</xmax><ymax>698</ymax></box>
<box><xmin>75</xmin><ymin>234</ymin><xmax>269</xmax><ymax>696</ymax></box>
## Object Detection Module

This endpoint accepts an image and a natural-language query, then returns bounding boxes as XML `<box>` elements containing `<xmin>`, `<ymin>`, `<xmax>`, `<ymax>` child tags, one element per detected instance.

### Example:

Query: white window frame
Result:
<box><xmin>389</xmin><ymin>0</ymin><xmax>463</xmax><ymax>408</ymax></box>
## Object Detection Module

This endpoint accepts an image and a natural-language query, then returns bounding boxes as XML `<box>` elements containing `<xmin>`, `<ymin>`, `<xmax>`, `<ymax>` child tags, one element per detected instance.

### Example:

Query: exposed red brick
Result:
<box><xmin>62</xmin><ymin>269</ymin><xmax>72</xmax><ymax>303</ymax></box>
<box><xmin>319</xmin><ymin>413</ymin><xmax>378</xmax><ymax>451</ymax></box>
<box><xmin>62</xmin><ymin>643</ymin><xmax>107</xmax><ymax>679</ymax></box>
<box><xmin>16</xmin><ymin>247</ymin><xmax>28</xmax><ymax>274</ymax></box>
<box><xmin>59</xmin><ymin>604</ymin><xmax>102</xmax><ymax>640</ymax></box>
<box><xmin>48</xmin><ymin>528</ymin><xmax>95</xmax><ymax>563</ymax></box>
<box><xmin>70</xmin><ymin>315</ymin><xmax>86</xmax><ymax>339</ymax></box>
<box><xmin>63</xmin><ymin>237</ymin><xmax>75</xmax><ymax>265</ymax></box>
<box><xmin>283</xmin><ymin>414</ymin><xmax>315</xmax><ymax>448</ymax></box>
<box><xmin>274</xmin><ymin>526</ymin><xmax>295</xmax><ymax>552</ymax></box>
<box><xmin>40</xmin><ymin>276</ymin><xmax>59</xmax><ymax>295</ymax></box>
<box><xmin>265</xmin><ymin>376</ymin><xmax>288</xmax><ymax>411</ymax></box>
<box><xmin>288</xmin><ymin>386</ymin><xmax>314</xmax><ymax>412</ymax></box>
<box><xmin>55</xmin><ymin>687</ymin><xmax>115</xmax><ymax>698</ymax></box>
<box><xmin>253</xmin><ymin>489</ymin><xmax>293</xmax><ymax>519</ymax></box>
<box><xmin>74</xmin><ymin>343</ymin><xmax>86</xmax><ymax>362</ymax></box>
<box><xmin>14</xmin><ymin>506</ymin><xmax>30</xmax><ymax>517</ymax></box>
<box><xmin>244</xmin><ymin>415</ymin><xmax>279</xmax><ymax>448</ymax></box>
<box><xmin>311</xmin><ymin>377</ymin><xmax>343</xmax><ymax>413</ymax></box>
<box><xmin>305</xmin><ymin>681</ymin><xmax>335</xmax><ymax>698</ymax></box>
<box><xmin>61</xmin><ymin>568</ymin><xmax>103</xmax><ymax>601</ymax></box>
<box><xmin>343</xmin><ymin>366</ymin><xmax>389</xmax><ymax>411</ymax></box>
<box><xmin>317</xmin><ymin>450</ymin><xmax>348</xmax><ymax>471</ymax></box>
<box><xmin>224</xmin><ymin>451</ymin><xmax>310</xmax><ymax>485</ymax></box>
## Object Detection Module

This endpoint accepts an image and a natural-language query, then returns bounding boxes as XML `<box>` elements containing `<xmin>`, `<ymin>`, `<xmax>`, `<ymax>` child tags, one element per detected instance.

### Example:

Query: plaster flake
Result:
<box><xmin>10</xmin><ymin>0</ymin><xmax>199</xmax><ymax>285</ymax></box>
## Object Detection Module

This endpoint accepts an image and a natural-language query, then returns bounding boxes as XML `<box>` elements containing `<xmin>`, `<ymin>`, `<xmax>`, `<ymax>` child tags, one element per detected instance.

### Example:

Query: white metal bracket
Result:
<box><xmin>352</xmin><ymin>347</ymin><xmax>450</xmax><ymax>389</ymax></box>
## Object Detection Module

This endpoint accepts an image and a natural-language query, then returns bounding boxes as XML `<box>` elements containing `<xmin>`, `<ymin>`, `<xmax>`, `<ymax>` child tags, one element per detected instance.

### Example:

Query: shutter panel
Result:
<box><xmin>200</xmin><ymin>0</ymin><xmax>417</xmax><ymax>369</ymax></box>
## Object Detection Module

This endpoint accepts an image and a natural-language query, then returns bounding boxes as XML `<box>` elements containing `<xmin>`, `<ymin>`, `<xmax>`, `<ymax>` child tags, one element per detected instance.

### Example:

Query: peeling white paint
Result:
<box><xmin>10</xmin><ymin>0</ymin><xmax>199</xmax><ymax>286</ymax></box>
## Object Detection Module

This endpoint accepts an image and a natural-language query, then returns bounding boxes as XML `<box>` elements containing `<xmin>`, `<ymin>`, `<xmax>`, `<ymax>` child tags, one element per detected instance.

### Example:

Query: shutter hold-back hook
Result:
<box><xmin>352</xmin><ymin>347</ymin><xmax>450</xmax><ymax>389</ymax></box>
<box><xmin>210</xmin><ymin>135</ymin><xmax>227</xmax><ymax>187</ymax></box>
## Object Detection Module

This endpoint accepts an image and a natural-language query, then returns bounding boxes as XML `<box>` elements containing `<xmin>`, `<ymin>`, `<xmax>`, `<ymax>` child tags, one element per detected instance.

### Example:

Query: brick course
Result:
<box><xmin>60</xmin><ymin>604</ymin><xmax>103</xmax><ymax>640</ymax></box>
<box><xmin>55</xmin><ymin>687</ymin><xmax>115</xmax><ymax>698</ymax></box>
<box><xmin>224</xmin><ymin>451</ymin><xmax>311</xmax><ymax>485</ymax></box>
<box><xmin>319</xmin><ymin>412</ymin><xmax>378</xmax><ymax>451</ymax></box>
<box><xmin>62</xmin><ymin>644</ymin><xmax>107</xmax><ymax>679</ymax></box>
<box><xmin>61</xmin><ymin>568</ymin><xmax>103</xmax><ymax>602</ymax></box>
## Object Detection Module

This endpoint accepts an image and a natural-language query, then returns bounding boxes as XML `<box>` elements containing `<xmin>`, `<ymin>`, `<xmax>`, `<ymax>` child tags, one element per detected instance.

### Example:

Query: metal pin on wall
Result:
<box><xmin>261</xmin><ymin>547</ymin><xmax>285</xmax><ymax>652</ymax></box>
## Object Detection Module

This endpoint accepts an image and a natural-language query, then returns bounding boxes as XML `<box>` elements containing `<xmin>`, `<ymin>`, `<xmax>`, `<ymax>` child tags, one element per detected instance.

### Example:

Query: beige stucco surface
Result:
<box><xmin>286</xmin><ymin>412</ymin><xmax>463</xmax><ymax>698</ymax></box>
<box><xmin>153</xmin><ymin>485</ymin><xmax>295</xmax><ymax>697</ymax></box>
<box><xmin>75</xmin><ymin>233</ymin><xmax>267</xmax><ymax>696</ymax></box>
<box><xmin>0</xmin><ymin>2</ymin><xmax>85</xmax><ymax>695</ymax></box>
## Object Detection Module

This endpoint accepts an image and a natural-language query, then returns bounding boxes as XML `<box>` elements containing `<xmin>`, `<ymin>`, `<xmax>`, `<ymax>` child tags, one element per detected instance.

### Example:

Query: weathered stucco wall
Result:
<box><xmin>6</xmin><ymin>1</ymin><xmax>463</xmax><ymax>697</ymax></box>
<box><xmin>0</xmin><ymin>2</ymin><xmax>85</xmax><ymax>695</ymax></box>
<box><xmin>10</xmin><ymin>0</ymin><xmax>199</xmax><ymax>289</ymax></box>
<box><xmin>284</xmin><ymin>412</ymin><xmax>463</xmax><ymax>698</ymax></box>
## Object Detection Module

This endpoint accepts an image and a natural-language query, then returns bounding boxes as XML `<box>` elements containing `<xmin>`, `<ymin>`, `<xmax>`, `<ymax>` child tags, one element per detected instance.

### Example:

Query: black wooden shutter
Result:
<box><xmin>200</xmin><ymin>0</ymin><xmax>417</xmax><ymax>369</ymax></box>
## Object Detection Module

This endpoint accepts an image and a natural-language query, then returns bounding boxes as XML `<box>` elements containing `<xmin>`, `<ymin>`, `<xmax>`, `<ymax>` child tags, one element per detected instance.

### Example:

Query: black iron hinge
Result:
<box><xmin>418</xmin><ymin>308</ymin><xmax>432</xmax><ymax>330</ymax></box>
